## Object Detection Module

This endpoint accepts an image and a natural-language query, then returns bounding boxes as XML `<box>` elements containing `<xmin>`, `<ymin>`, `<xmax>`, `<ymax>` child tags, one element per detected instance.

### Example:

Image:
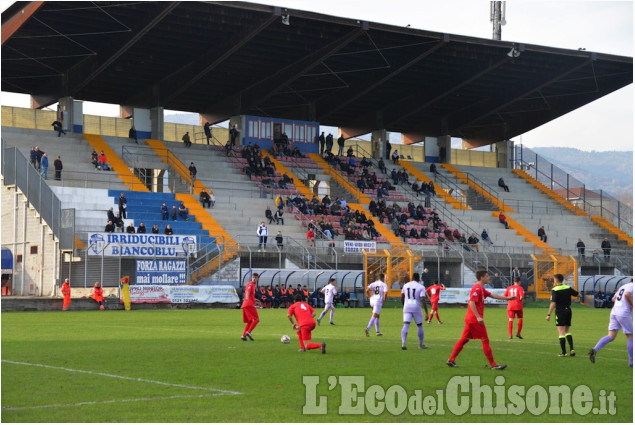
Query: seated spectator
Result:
<box><xmin>391</xmin><ymin>149</ymin><xmax>399</xmax><ymax>164</ymax></box>
<box><xmin>409</xmin><ymin>227</ymin><xmax>419</xmax><ymax>239</ymax></box>
<box><xmin>126</xmin><ymin>223</ymin><xmax>136</xmax><ymax>234</ymax></box>
<box><xmin>171</xmin><ymin>205</ymin><xmax>177</xmax><ymax>221</ymax></box>
<box><xmin>468</xmin><ymin>233</ymin><xmax>480</xmax><ymax>252</ymax></box>
<box><xmin>200</xmin><ymin>190</ymin><xmax>212</xmax><ymax>208</ymax></box>
<box><xmin>90</xmin><ymin>151</ymin><xmax>99</xmax><ymax>168</ymax></box>
<box><xmin>340</xmin><ymin>289</ymin><xmax>351</xmax><ymax>308</ymax></box>
<box><xmin>265</xmin><ymin>206</ymin><xmax>274</xmax><ymax>224</ymax></box>
<box><xmin>182</xmin><ymin>132</ymin><xmax>192</xmax><ymax>148</ymax></box>
<box><xmin>459</xmin><ymin>233</ymin><xmax>470</xmax><ymax>251</ymax></box>
<box><xmin>420</xmin><ymin>227</ymin><xmax>429</xmax><ymax>239</ymax></box>
<box><xmin>360</xmin><ymin>157</ymin><xmax>371</xmax><ymax>167</ymax></box>
<box><xmin>104</xmin><ymin>220</ymin><xmax>115</xmax><ymax>233</ymax></box>
<box><xmin>378</xmin><ymin>158</ymin><xmax>387</xmax><ymax>174</ymax></box>
<box><xmin>538</xmin><ymin>226</ymin><xmax>547</xmax><ymax>242</ymax></box>
<box><xmin>346</xmin><ymin>147</ymin><xmax>354</xmax><ymax>158</ymax></box>
<box><xmin>274</xmin><ymin>208</ymin><xmax>284</xmax><ymax>225</ymax></box>
<box><xmin>498</xmin><ymin>177</ymin><xmax>510</xmax><ymax>192</ymax></box>
<box><xmin>452</xmin><ymin>229</ymin><xmax>461</xmax><ymax>240</ymax></box>
<box><xmin>498</xmin><ymin>212</ymin><xmax>509</xmax><ymax>229</ymax></box>
<box><xmin>164</xmin><ymin>224</ymin><xmax>174</xmax><ymax>235</ymax></box>
<box><xmin>97</xmin><ymin>151</ymin><xmax>109</xmax><ymax>170</ymax></box>
<box><xmin>151</xmin><ymin>224</ymin><xmax>160</xmax><ymax>234</ymax></box>
<box><xmin>430</xmin><ymin>162</ymin><xmax>437</xmax><ymax>175</ymax></box>
<box><xmin>481</xmin><ymin>228</ymin><xmax>493</xmax><ymax>245</ymax></box>
<box><xmin>114</xmin><ymin>214</ymin><xmax>124</xmax><ymax>232</ymax></box>
<box><xmin>161</xmin><ymin>202</ymin><xmax>169</xmax><ymax>220</ymax></box>
<box><xmin>178</xmin><ymin>203</ymin><xmax>189</xmax><ymax>221</ymax></box>
<box><xmin>443</xmin><ymin>228</ymin><xmax>454</xmax><ymax>242</ymax></box>
<box><xmin>137</xmin><ymin>222</ymin><xmax>146</xmax><ymax>234</ymax></box>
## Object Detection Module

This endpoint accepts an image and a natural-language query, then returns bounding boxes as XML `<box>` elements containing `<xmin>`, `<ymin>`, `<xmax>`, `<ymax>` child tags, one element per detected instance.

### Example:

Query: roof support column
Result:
<box><xmin>494</xmin><ymin>140</ymin><xmax>513</xmax><ymax>169</ymax></box>
<box><xmin>150</xmin><ymin>107</ymin><xmax>164</xmax><ymax>141</ymax></box>
<box><xmin>436</xmin><ymin>135</ymin><xmax>451</xmax><ymax>164</ymax></box>
<box><xmin>57</xmin><ymin>97</ymin><xmax>83</xmax><ymax>134</ymax></box>
<box><xmin>121</xmin><ymin>107</ymin><xmax>151</xmax><ymax>140</ymax></box>
<box><xmin>371</xmin><ymin>129</ymin><xmax>387</xmax><ymax>160</ymax></box>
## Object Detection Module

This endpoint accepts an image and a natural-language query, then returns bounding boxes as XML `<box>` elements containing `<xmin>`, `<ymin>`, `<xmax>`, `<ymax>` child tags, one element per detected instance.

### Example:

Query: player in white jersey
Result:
<box><xmin>589</xmin><ymin>279</ymin><xmax>633</xmax><ymax>366</ymax></box>
<box><xmin>317</xmin><ymin>278</ymin><xmax>337</xmax><ymax>325</ymax></box>
<box><xmin>401</xmin><ymin>273</ymin><xmax>430</xmax><ymax>350</ymax></box>
<box><xmin>364</xmin><ymin>273</ymin><xmax>389</xmax><ymax>336</ymax></box>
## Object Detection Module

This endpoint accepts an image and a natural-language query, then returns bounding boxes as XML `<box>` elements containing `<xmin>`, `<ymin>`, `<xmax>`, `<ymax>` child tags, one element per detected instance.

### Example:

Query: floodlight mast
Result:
<box><xmin>490</xmin><ymin>1</ymin><xmax>506</xmax><ymax>40</ymax></box>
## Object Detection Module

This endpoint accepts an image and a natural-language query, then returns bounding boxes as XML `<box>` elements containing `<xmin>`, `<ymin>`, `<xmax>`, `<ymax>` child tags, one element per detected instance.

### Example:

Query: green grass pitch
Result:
<box><xmin>1</xmin><ymin>304</ymin><xmax>632</xmax><ymax>422</ymax></box>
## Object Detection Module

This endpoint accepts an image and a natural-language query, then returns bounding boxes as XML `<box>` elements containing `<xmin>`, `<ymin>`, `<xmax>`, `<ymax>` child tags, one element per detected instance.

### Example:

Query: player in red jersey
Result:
<box><xmin>287</xmin><ymin>294</ymin><xmax>326</xmax><ymax>353</ymax></box>
<box><xmin>241</xmin><ymin>273</ymin><xmax>262</xmax><ymax>341</ymax></box>
<box><xmin>504</xmin><ymin>277</ymin><xmax>525</xmax><ymax>339</ymax></box>
<box><xmin>426</xmin><ymin>280</ymin><xmax>446</xmax><ymax>324</ymax></box>
<box><xmin>447</xmin><ymin>270</ymin><xmax>516</xmax><ymax>370</ymax></box>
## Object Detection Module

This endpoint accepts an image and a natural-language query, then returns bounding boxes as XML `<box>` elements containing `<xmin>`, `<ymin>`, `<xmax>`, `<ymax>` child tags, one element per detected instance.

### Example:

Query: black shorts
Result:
<box><xmin>555</xmin><ymin>308</ymin><xmax>572</xmax><ymax>327</ymax></box>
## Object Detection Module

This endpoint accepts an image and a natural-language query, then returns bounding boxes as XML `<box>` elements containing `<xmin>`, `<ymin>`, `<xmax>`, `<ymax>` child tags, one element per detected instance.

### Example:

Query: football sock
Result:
<box><xmin>449</xmin><ymin>337</ymin><xmax>469</xmax><ymax>362</ymax></box>
<box><xmin>594</xmin><ymin>335</ymin><xmax>613</xmax><ymax>352</ymax></box>
<box><xmin>628</xmin><ymin>339</ymin><xmax>633</xmax><ymax>366</ymax></box>
<box><xmin>428</xmin><ymin>313</ymin><xmax>434</xmax><ymax>322</ymax></box>
<box><xmin>435</xmin><ymin>312</ymin><xmax>440</xmax><ymax>322</ymax></box>
<box><xmin>329</xmin><ymin>310</ymin><xmax>334</xmax><ymax>322</ymax></box>
<box><xmin>306</xmin><ymin>343</ymin><xmax>321</xmax><ymax>350</ymax></box>
<box><xmin>375</xmin><ymin>319</ymin><xmax>380</xmax><ymax>333</ymax></box>
<box><xmin>367</xmin><ymin>317</ymin><xmax>376</xmax><ymax>330</ymax></box>
<box><xmin>517</xmin><ymin>319</ymin><xmax>523</xmax><ymax>335</ymax></box>
<box><xmin>559</xmin><ymin>336</ymin><xmax>567</xmax><ymax>354</ymax></box>
<box><xmin>247</xmin><ymin>318</ymin><xmax>259</xmax><ymax>333</ymax></box>
<box><xmin>296</xmin><ymin>331</ymin><xmax>305</xmax><ymax>349</ymax></box>
<box><xmin>482</xmin><ymin>338</ymin><xmax>496</xmax><ymax>366</ymax></box>
<box><xmin>508</xmin><ymin>320</ymin><xmax>513</xmax><ymax>337</ymax></box>
<box><xmin>566</xmin><ymin>333</ymin><xmax>574</xmax><ymax>351</ymax></box>
<box><xmin>417</xmin><ymin>324</ymin><xmax>424</xmax><ymax>345</ymax></box>
<box><xmin>401</xmin><ymin>323</ymin><xmax>410</xmax><ymax>344</ymax></box>
<box><xmin>242</xmin><ymin>324</ymin><xmax>250</xmax><ymax>337</ymax></box>
<box><xmin>318</xmin><ymin>311</ymin><xmax>326</xmax><ymax>321</ymax></box>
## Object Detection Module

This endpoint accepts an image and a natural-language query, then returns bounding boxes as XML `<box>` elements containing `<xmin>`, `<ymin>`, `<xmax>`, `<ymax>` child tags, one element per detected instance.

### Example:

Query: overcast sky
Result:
<box><xmin>1</xmin><ymin>0</ymin><xmax>632</xmax><ymax>151</ymax></box>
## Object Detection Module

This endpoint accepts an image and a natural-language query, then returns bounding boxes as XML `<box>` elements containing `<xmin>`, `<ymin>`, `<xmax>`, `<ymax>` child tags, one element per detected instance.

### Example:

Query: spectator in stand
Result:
<box><xmin>319</xmin><ymin>132</ymin><xmax>326</xmax><ymax>155</ymax></box>
<box><xmin>392</xmin><ymin>149</ymin><xmax>399</xmax><ymax>164</ymax></box>
<box><xmin>378</xmin><ymin>158</ymin><xmax>387</xmax><ymax>174</ymax></box>
<box><xmin>443</xmin><ymin>228</ymin><xmax>455</xmax><ymax>242</ymax></box>
<box><xmin>40</xmin><ymin>152</ymin><xmax>49</xmax><ymax>179</ymax></box>
<box><xmin>151</xmin><ymin>224</ymin><xmax>160</xmax><ymax>234</ymax></box>
<box><xmin>430</xmin><ymin>162</ymin><xmax>438</xmax><ymax>176</ymax></box>
<box><xmin>492</xmin><ymin>272</ymin><xmax>502</xmax><ymax>288</ymax></box>
<box><xmin>203</xmin><ymin>122</ymin><xmax>212</xmax><ymax>144</ymax></box>
<box><xmin>384</xmin><ymin>138</ymin><xmax>391</xmax><ymax>160</ymax></box>
<box><xmin>441</xmin><ymin>270</ymin><xmax>451</xmax><ymax>287</ymax></box>
<box><xmin>126</xmin><ymin>223</ymin><xmax>136</xmax><ymax>234</ymax></box>
<box><xmin>171</xmin><ymin>205</ymin><xmax>177</xmax><ymax>221</ymax></box>
<box><xmin>182</xmin><ymin>132</ymin><xmax>192</xmax><ymax>148</ymax></box>
<box><xmin>325</xmin><ymin>133</ymin><xmax>334</xmax><ymax>154</ymax></box>
<box><xmin>104</xmin><ymin>220</ymin><xmax>115</xmax><ymax>233</ymax></box>
<box><xmin>257</xmin><ymin>221</ymin><xmax>268</xmax><ymax>251</ymax></box>
<box><xmin>114</xmin><ymin>214</ymin><xmax>124</xmax><ymax>232</ymax></box>
<box><xmin>30</xmin><ymin>146</ymin><xmax>37</xmax><ymax>168</ymax></box>
<box><xmin>481</xmin><ymin>228</ymin><xmax>493</xmax><ymax>245</ymax></box>
<box><xmin>118</xmin><ymin>192</ymin><xmax>127</xmax><ymax>219</ymax></box>
<box><xmin>129</xmin><ymin>126</ymin><xmax>138</xmax><ymax>144</ymax></box>
<box><xmin>338</xmin><ymin>135</ymin><xmax>346</xmax><ymax>156</ymax></box>
<box><xmin>189</xmin><ymin>162</ymin><xmax>197</xmax><ymax>181</ymax></box>
<box><xmin>51</xmin><ymin>119</ymin><xmax>66</xmax><ymax>137</ymax></box>
<box><xmin>275</xmin><ymin>230</ymin><xmax>284</xmax><ymax>250</ymax></box>
<box><xmin>520</xmin><ymin>272</ymin><xmax>529</xmax><ymax>292</ymax></box>
<box><xmin>90</xmin><ymin>282</ymin><xmax>105</xmax><ymax>310</ymax></box>
<box><xmin>160</xmin><ymin>202</ymin><xmax>169</xmax><ymax>220</ymax></box>
<box><xmin>230</xmin><ymin>123</ymin><xmax>240</xmax><ymax>146</ymax></box>
<box><xmin>307</xmin><ymin>227</ymin><xmax>316</xmax><ymax>247</ymax></box>
<box><xmin>576</xmin><ymin>238</ymin><xmax>586</xmax><ymax>261</ymax></box>
<box><xmin>98</xmin><ymin>151</ymin><xmax>109</xmax><ymax>170</ymax></box>
<box><xmin>468</xmin><ymin>233</ymin><xmax>480</xmax><ymax>252</ymax></box>
<box><xmin>538</xmin><ymin>226</ymin><xmax>547</xmax><ymax>242</ymax></box>
<box><xmin>137</xmin><ymin>222</ymin><xmax>146</xmax><ymax>234</ymax></box>
<box><xmin>107</xmin><ymin>207</ymin><xmax>116</xmax><ymax>224</ymax></box>
<box><xmin>178</xmin><ymin>202</ymin><xmax>189</xmax><ymax>221</ymax></box>
<box><xmin>274</xmin><ymin>208</ymin><xmax>284</xmax><ymax>225</ymax></box>
<box><xmin>164</xmin><ymin>224</ymin><xmax>173</xmax><ymax>235</ymax></box>
<box><xmin>200</xmin><ymin>190</ymin><xmax>212</xmax><ymax>208</ymax></box>
<box><xmin>498</xmin><ymin>177</ymin><xmax>510</xmax><ymax>192</ymax></box>
<box><xmin>265</xmin><ymin>206</ymin><xmax>274</xmax><ymax>224</ymax></box>
<box><xmin>498</xmin><ymin>211</ymin><xmax>509</xmax><ymax>229</ymax></box>
<box><xmin>601</xmin><ymin>238</ymin><xmax>611</xmax><ymax>261</ymax></box>
<box><xmin>53</xmin><ymin>155</ymin><xmax>63</xmax><ymax>181</ymax></box>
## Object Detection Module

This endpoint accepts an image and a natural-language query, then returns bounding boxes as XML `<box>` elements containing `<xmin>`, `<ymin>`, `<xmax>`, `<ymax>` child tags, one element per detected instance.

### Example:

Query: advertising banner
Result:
<box><xmin>344</xmin><ymin>240</ymin><xmax>376</xmax><ymax>253</ymax></box>
<box><xmin>122</xmin><ymin>285</ymin><xmax>239</xmax><ymax>304</ymax></box>
<box><xmin>135</xmin><ymin>260</ymin><xmax>187</xmax><ymax>285</ymax></box>
<box><xmin>439</xmin><ymin>288</ymin><xmax>508</xmax><ymax>305</ymax></box>
<box><xmin>87</xmin><ymin>233</ymin><xmax>197</xmax><ymax>257</ymax></box>
<box><xmin>127</xmin><ymin>285</ymin><xmax>171</xmax><ymax>303</ymax></box>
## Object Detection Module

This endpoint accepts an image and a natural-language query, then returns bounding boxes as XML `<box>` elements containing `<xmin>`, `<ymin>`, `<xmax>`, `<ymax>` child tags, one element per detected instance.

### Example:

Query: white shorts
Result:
<box><xmin>370</xmin><ymin>300</ymin><xmax>383</xmax><ymax>314</ymax></box>
<box><xmin>403</xmin><ymin>310</ymin><xmax>424</xmax><ymax>325</ymax></box>
<box><xmin>324</xmin><ymin>302</ymin><xmax>335</xmax><ymax>311</ymax></box>
<box><xmin>608</xmin><ymin>314</ymin><xmax>633</xmax><ymax>334</ymax></box>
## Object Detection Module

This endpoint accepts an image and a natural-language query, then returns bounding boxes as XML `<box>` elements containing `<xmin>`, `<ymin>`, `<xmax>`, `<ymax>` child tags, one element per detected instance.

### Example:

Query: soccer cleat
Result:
<box><xmin>516</xmin><ymin>334</ymin><xmax>523</xmax><ymax>339</ymax></box>
<box><xmin>558</xmin><ymin>353</ymin><xmax>568</xmax><ymax>357</ymax></box>
<box><xmin>245</xmin><ymin>332</ymin><xmax>254</xmax><ymax>341</ymax></box>
<box><xmin>569</xmin><ymin>350</ymin><xmax>575</xmax><ymax>357</ymax></box>
<box><xmin>317</xmin><ymin>318</ymin><xmax>321</xmax><ymax>326</ymax></box>
<box><xmin>446</xmin><ymin>360</ymin><xmax>458</xmax><ymax>368</ymax></box>
<box><xmin>330</xmin><ymin>322</ymin><xmax>335</xmax><ymax>325</ymax></box>
<box><xmin>376</xmin><ymin>332</ymin><xmax>383</xmax><ymax>336</ymax></box>
<box><xmin>240</xmin><ymin>336</ymin><xmax>247</xmax><ymax>341</ymax></box>
<box><xmin>509</xmin><ymin>336</ymin><xmax>513</xmax><ymax>339</ymax></box>
<box><xmin>402</xmin><ymin>345</ymin><xmax>407</xmax><ymax>350</ymax></box>
<box><xmin>491</xmin><ymin>364</ymin><xmax>507</xmax><ymax>370</ymax></box>
<box><xmin>298</xmin><ymin>348</ymin><xmax>306</xmax><ymax>352</ymax></box>
<box><xmin>419</xmin><ymin>344</ymin><xmax>428</xmax><ymax>350</ymax></box>
<box><xmin>364</xmin><ymin>328</ymin><xmax>369</xmax><ymax>337</ymax></box>
<box><xmin>321</xmin><ymin>343</ymin><xmax>326</xmax><ymax>354</ymax></box>
<box><xmin>588</xmin><ymin>348</ymin><xmax>596</xmax><ymax>364</ymax></box>
<box><xmin>427</xmin><ymin>321</ymin><xmax>432</xmax><ymax>324</ymax></box>
<box><xmin>438</xmin><ymin>321</ymin><xmax>444</xmax><ymax>324</ymax></box>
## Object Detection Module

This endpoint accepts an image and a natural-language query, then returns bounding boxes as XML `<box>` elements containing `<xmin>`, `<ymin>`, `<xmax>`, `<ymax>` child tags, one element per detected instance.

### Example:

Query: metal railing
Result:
<box><xmin>49</xmin><ymin>169</ymin><xmax>136</xmax><ymax>190</ymax></box>
<box><xmin>514</xmin><ymin>144</ymin><xmax>632</xmax><ymax>235</ymax></box>
<box><xmin>500</xmin><ymin>198</ymin><xmax>569</xmax><ymax>216</ymax></box>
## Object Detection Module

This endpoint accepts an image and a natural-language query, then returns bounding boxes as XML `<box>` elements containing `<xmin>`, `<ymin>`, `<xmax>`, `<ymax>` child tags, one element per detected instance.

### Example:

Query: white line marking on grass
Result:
<box><xmin>3</xmin><ymin>393</ymin><xmax>223</xmax><ymax>411</ymax></box>
<box><xmin>1</xmin><ymin>360</ymin><xmax>242</xmax><ymax>395</ymax></box>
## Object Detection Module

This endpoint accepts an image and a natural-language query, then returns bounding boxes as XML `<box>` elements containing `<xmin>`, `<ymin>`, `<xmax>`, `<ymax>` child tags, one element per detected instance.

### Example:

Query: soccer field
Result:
<box><xmin>1</xmin><ymin>305</ymin><xmax>632</xmax><ymax>422</ymax></box>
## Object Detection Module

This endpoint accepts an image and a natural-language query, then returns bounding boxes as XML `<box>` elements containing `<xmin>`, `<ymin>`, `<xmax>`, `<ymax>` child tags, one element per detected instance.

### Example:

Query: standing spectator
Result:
<box><xmin>441</xmin><ymin>270</ymin><xmax>451</xmax><ymax>287</ymax></box>
<box><xmin>160</xmin><ymin>202</ymin><xmax>169</xmax><ymax>220</ymax></box>
<box><xmin>307</xmin><ymin>227</ymin><xmax>316</xmax><ymax>247</ymax></box>
<box><xmin>601</xmin><ymin>238</ymin><xmax>612</xmax><ymax>261</ymax></box>
<box><xmin>492</xmin><ymin>272</ymin><xmax>503</xmax><ymax>288</ymax></box>
<box><xmin>498</xmin><ymin>177</ymin><xmax>510</xmax><ymax>192</ymax></box>
<box><xmin>90</xmin><ymin>282</ymin><xmax>105</xmax><ymax>310</ymax></box>
<box><xmin>319</xmin><ymin>132</ymin><xmax>325</xmax><ymax>155</ymax></box>
<box><xmin>126</xmin><ymin>223</ymin><xmax>136</xmax><ymax>234</ymax></box>
<box><xmin>151</xmin><ymin>224</ymin><xmax>160</xmax><ymax>234</ymax></box>
<box><xmin>430</xmin><ymin>162</ymin><xmax>437</xmax><ymax>176</ymax></box>
<box><xmin>538</xmin><ymin>226</ymin><xmax>547</xmax><ymax>242</ymax></box>
<box><xmin>129</xmin><ymin>126</ymin><xmax>138</xmax><ymax>144</ymax></box>
<box><xmin>384</xmin><ymin>139</ymin><xmax>391</xmax><ymax>160</ymax></box>
<box><xmin>171</xmin><ymin>205</ymin><xmax>177</xmax><ymax>221</ymax></box>
<box><xmin>188</xmin><ymin>162</ymin><xmax>197</xmax><ymax>181</ymax></box>
<box><xmin>378</xmin><ymin>158</ymin><xmax>387</xmax><ymax>174</ymax></box>
<box><xmin>182</xmin><ymin>131</ymin><xmax>192</xmax><ymax>148</ymax></box>
<box><xmin>391</xmin><ymin>149</ymin><xmax>399</xmax><ymax>164</ymax></box>
<box><xmin>137</xmin><ymin>222</ymin><xmax>146</xmax><ymax>234</ymax></box>
<box><xmin>40</xmin><ymin>152</ymin><xmax>49</xmax><ymax>179</ymax></box>
<box><xmin>51</xmin><ymin>119</ymin><xmax>66</xmax><ymax>137</ymax></box>
<box><xmin>421</xmin><ymin>267</ymin><xmax>430</xmax><ymax>286</ymax></box>
<box><xmin>200</xmin><ymin>190</ymin><xmax>212</xmax><ymax>208</ymax></box>
<box><xmin>337</xmin><ymin>134</ymin><xmax>345</xmax><ymax>156</ymax></box>
<box><xmin>204</xmin><ymin>121</ymin><xmax>212</xmax><ymax>144</ymax></box>
<box><xmin>325</xmin><ymin>133</ymin><xmax>334</xmax><ymax>154</ymax></box>
<box><xmin>29</xmin><ymin>146</ymin><xmax>37</xmax><ymax>168</ymax></box>
<box><xmin>36</xmin><ymin>146</ymin><xmax>43</xmax><ymax>171</ymax></box>
<box><xmin>61</xmin><ymin>278</ymin><xmax>71</xmax><ymax>311</ymax></box>
<box><xmin>520</xmin><ymin>272</ymin><xmax>529</xmax><ymax>292</ymax></box>
<box><xmin>53</xmin><ymin>156</ymin><xmax>63</xmax><ymax>181</ymax></box>
<box><xmin>512</xmin><ymin>266</ymin><xmax>521</xmax><ymax>280</ymax></box>
<box><xmin>118</xmin><ymin>192</ymin><xmax>127</xmax><ymax>219</ymax></box>
<box><xmin>257</xmin><ymin>221</ymin><xmax>268</xmax><ymax>251</ymax></box>
<box><xmin>275</xmin><ymin>230</ymin><xmax>284</xmax><ymax>250</ymax></box>
<box><xmin>576</xmin><ymin>238</ymin><xmax>586</xmax><ymax>261</ymax></box>
<box><xmin>164</xmin><ymin>224</ymin><xmax>174</xmax><ymax>235</ymax></box>
<box><xmin>230</xmin><ymin>123</ymin><xmax>239</xmax><ymax>146</ymax></box>
<box><xmin>498</xmin><ymin>211</ymin><xmax>509</xmax><ymax>229</ymax></box>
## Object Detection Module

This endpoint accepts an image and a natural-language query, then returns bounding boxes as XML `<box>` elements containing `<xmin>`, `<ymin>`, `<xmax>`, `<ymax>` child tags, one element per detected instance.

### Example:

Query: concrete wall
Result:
<box><xmin>1</xmin><ymin>183</ymin><xmax>59</xmax><ymax>297</ymax></box>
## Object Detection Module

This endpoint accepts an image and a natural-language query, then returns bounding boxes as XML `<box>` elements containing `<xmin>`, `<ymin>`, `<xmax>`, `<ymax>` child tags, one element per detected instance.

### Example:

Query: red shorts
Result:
<box><xmin>242</xmin><ymin>306</ymin><xmax>259</xmax><ymax>323</ymax></box>
<box><xmin>431</xmin><ymin>301</ymin><xmax>439</xmax><ymax>310</ymax></box>
<box><xmin>461</xmin><ymin>322</ymin><xmax>489</xmax><ymax>340</ymax></box>
<box><xmin>508</xmin><ymin>309</ymin><xmax>523</xmax><ymax>319</ymax></box>
<box><xmin>299</xmin><ymin>321</ymin><xmax>316</xmax><ymax>341</ymax></box>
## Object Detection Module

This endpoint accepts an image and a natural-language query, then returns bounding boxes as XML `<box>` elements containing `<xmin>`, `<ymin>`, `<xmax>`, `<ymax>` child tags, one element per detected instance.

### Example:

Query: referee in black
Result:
<box><xmin>546</xmin><ymin>273</ymin><xmax>580</xmax><ymax>357</ymax></box>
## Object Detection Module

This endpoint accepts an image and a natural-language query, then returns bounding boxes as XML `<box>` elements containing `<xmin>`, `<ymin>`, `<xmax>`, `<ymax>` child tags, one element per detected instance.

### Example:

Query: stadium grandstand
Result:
<box><xmin>1</xmin><ymin>1</ymin><xmax>632</xmax><ymax>308</ymax></box>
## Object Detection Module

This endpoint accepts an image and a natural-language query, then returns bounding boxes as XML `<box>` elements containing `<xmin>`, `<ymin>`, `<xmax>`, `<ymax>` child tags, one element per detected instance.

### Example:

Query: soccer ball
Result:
<box><xmin>281</xmin><ymin>335</ymin><xmax>290</xmax><ymax>344</ymax></box>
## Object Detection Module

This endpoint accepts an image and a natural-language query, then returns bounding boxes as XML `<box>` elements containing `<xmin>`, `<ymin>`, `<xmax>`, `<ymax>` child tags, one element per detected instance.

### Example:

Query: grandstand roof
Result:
<box><xmin>2</xmin><ymin>1</ymin><xmax>632</xmax><ymax>143</ymax></box>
